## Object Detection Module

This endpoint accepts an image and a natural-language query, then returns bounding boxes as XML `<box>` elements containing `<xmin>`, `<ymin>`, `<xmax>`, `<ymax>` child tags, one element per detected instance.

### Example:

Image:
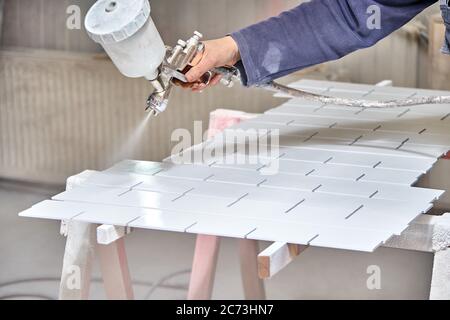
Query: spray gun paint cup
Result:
<box><xmin>85</xmin><ymin>0</ymin><xmax>166</xmax><ymax>81</ymax></box>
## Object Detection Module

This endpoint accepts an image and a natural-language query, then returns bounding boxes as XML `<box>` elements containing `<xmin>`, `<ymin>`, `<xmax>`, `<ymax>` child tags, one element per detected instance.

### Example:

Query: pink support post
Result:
<box><xmin>187</xmin><ymin>235</ymin><xmax>221</xmax><ymax>300</ymax></box>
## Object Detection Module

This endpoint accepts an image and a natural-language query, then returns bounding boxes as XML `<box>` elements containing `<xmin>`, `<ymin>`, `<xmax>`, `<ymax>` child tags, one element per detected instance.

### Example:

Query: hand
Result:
<box><xmin>182</xmin><ymin>36</ymin><xmax>240</xmax><ymax>92</ymax></box>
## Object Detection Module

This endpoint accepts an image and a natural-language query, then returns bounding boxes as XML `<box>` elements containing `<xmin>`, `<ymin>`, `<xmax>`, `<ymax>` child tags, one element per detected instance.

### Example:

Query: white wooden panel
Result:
<box><xmin>286</xmin><ymin>205</ymin><xmax>410</xmax><ymax>235</ymax></box>
<box><xmin>260</xmin><ymin>174</ymin><xmax>323</xmax><ymax>192</ymax></box>
<box><xmin>106</xmin><ymin>160</ymin><xmax>166</xmax><ymax>176</ymax></box>
<box><xmin>244</xmin><ymin>189</ymin><xmax>426</xmax><ymax>213</ymax></box>
<box><xmin>186</xmin><ymin>215</ymin><xmax>259</xmax><ymax>239</ymax></box>
<box><xmin>278</xmin><ymin>148</ymin><xmax>335</xmax><ymax>163</ymax></box>
<box><xmin>343</xmin><ymin>213</ymin><xmax>413</xmax><ymax>235</ymax></box>
<box><xmin>313</xmin><ymin>165</ymin><xmax>419</xmax><ymax>185</ymax></box>
<box><xmin>245</xmin><ymin>222</ymin><xmax>320</xmax><ymax>245</ymax></box>
<box><xmin>269</xmin><ymin>104</ymin><xmax>402</xmax><ymax>121</ymax></box>
<box><xmin>80</xmin><ymin>171</ymin><xmax>144</xmax><ymax>189</ymax></box>
<box><xmin>75</xmin><ymin>166</ymin><xmax>442</xmax><ymax>210</ymax></box>
<box><xmin>276</xmin><ymin>147</ymin><xmax>432</xmax><ymax>172</ymax></box>
<box><xmin>163</xmin><ymin>194</ymin><xmax>233</xmax><ymax>214</ymax></box>
<box><xmin>206</xmin><ymin>171</ymin><xmax>267</xmax><ymax>186</ymax></box>
<box><xmin>267</xmin><ymin>104</ymin><xmax>364</xmax><ymax>118</ymax></box>
<box><xmin>129</xmin><ymin>210</ymin><xmax>199</xmax><ymax>233</ymax></box>
<box><xmin>395</xmin><ymin>143</ymin><xmax>449</xmax><ymax>158</ymax></box>
<box><xmin>378</xmin><ymin>122</ymin><xmax>450</xmax><ymax>135</ymax></box>
<box><xmin>249</xmin><ymin>115</ymin><xmax>450</xmax><ymax>148</ymax></box>
<box><xmin>183</xmin><ymin>182</ymin><xmax>249</xmax><ymax>200</ymax></box>
<box><xmin>275</xmin><ymin>136</ymin><xmax>440</xmax><ymax>159</ymax></box>
<box><xmin>53</xmin><ymin>187</ymin><xmax>190</xmax><ymax>212</ymax></box>
<box><xmin>53</xmin><ymin>187</ymin><xmax>131</xmax><ymax>203</ymax></box>
<box><xmin>64</xmin><ymin>169</ymin><xmax>441</xmax><ymax>215</ymax></box>
<box><xmin>325</xmin><ymin>152</ymin><xmax>436</xmax><ymax>172</ymax></box>
<box><xmin>156</xmin><ymin>164</ymin><xmax>213</xmax><ymax>181</ymax></box>
<box><xmin>73</xmin><ymin>206</ymin><xmax>146</xmax><ymax>226</ymax></box>
<box><xmin>19</xmin><ymin>200</ymin><xmax>85</xmax><ymax>220</ymax></box>
<box><xmin>308</xmin><ymin>227</ymin><xmax>393</xmax><ymax>252</ymax></box>
<box><xmin>241</xmin><ymin>159</ymin><xmax>420</xmax><ymax>185</ymax></box>
<box><xmin>133</xmin><ymin>176</ymin><xmax>196</xmax><ymax>195</ymax></box>
<box><xmin>246</xmin><ymin>114</ymin><xmax>338</xmax><ymax>128</ymax></box>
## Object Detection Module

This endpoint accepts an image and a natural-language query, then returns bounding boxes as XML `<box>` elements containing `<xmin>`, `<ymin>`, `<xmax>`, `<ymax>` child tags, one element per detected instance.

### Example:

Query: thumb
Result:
<box><xmin>185</xmin><ymin>56</ymin><xmax>214</xmax><ymax>83</ymax></box>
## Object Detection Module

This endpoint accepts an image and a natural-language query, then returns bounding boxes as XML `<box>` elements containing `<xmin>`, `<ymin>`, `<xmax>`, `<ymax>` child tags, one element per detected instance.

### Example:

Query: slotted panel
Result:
<box><xmin>19</xmin><ymin>80</ymin><xmax>449</xmax><ymax>252</ymax></box>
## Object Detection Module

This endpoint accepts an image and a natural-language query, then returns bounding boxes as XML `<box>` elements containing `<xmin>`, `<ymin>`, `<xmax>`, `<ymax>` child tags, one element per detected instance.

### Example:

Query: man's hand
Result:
<box><xmin>183</xmin><ymin>36</ymin><xmax>240</xmax><ymax>92</ymax></box>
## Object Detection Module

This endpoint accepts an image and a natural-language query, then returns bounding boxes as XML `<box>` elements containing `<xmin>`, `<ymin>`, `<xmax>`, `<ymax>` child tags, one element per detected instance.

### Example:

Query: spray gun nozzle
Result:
<box><xmin>146</xmin><ymin>91</ymin><xmax>169</xmax><ymax>115</ymax></box>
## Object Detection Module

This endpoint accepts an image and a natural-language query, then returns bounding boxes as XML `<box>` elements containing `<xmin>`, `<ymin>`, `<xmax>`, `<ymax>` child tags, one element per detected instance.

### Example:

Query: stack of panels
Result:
<box><xmin>20</xmin><ymin>80</ymin><xmax>450</xmax><ymax>252</ymax></box>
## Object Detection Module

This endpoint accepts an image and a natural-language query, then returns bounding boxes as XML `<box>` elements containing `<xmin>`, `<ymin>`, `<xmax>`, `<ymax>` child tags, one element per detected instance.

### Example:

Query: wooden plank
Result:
<box><xmin>97</xmin><ymin>225</ymin><xmax>130</xmax><ymax>245</ymax></box>
<box><xmin>239</xmin><ymin>239</ymin><xmax>266</xmax><ymax>299</ymax></box>
<box><xmin>258</xmin><ymin>242</ymin><xmax>306</xmax><ymax>279</ymax></box>
<box><xmin>187</xmin><ymin>235</ymin><xmax>221</xmax><ymax>300</ymax></box>
<box><xmin>97</xmin><ymin>238</ymin><xmax>134</xmax><ymax>300</ymax></box>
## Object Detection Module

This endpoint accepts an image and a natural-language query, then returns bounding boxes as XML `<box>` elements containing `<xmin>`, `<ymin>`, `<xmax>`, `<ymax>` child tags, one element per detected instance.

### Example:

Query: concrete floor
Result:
<box><xmin>0</xmin><ymin>180</ymin><xmax>435</xmax><ymax>300</ymax></box>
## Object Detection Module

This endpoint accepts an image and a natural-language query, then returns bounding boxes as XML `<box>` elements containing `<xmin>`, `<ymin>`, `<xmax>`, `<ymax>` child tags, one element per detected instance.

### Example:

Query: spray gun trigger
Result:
<box><xmin>162</xmin><ymin>66</ymin><xmax>188</xmax><ymax>83</ymax></box>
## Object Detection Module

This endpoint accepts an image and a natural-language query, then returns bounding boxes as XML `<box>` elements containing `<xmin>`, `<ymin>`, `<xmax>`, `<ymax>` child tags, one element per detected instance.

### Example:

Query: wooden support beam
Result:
<box><xmin>97</xmin><ymin>238</ymin><xmax>134</xmax><ymax>300</ymax></box>
<box><xmin>187</xmin><ymin>235</ymin><xmax>221</xmax><ymax>300</ymax></box>
<box><xmin>258</xmin><ymin>242</ymin><xmax>307</xmax><ymax>279</ymax></box>
<box><xmin>97</xmin><ymin>224</ymin><xmax>131</xmax><ymax>245</ymax></box>
<box><xmin>239</xmin><ymin>239</ymin><xmax>266</xmax><ymax>299</ymax></box>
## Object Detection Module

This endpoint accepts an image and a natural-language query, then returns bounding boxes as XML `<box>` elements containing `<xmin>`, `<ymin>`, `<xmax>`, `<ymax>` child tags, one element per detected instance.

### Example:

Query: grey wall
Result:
<box><xmin>2</xmin><ymin>0</ymin><xmax>100</xmax><ymax>52</ymax></box>
<box><xmin>1</xmin><ymin>0</ymin><xmax>299</xmax><ymax>52</ymax></box>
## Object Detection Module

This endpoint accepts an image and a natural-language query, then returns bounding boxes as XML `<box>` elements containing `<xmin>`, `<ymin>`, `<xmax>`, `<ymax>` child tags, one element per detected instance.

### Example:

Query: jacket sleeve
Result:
<box><xmin>231</xmin><ymin>0</ymin><xmax>435</xmax><ymax>86</ymax></box>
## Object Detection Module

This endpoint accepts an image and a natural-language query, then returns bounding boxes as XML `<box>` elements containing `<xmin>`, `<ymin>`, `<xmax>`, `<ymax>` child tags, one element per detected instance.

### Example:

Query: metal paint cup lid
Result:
<box><xmin>85</xmin><ymin>0</ymin><xmax>151</xmax><ymax>44</ymax></box>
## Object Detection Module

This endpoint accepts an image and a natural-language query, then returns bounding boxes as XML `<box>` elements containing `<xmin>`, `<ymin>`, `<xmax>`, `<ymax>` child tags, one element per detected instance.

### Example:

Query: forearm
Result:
<box><xmin>231</xmin><ymin>0</ymin><xmax>435</xmax><ymax>86</ymax></box>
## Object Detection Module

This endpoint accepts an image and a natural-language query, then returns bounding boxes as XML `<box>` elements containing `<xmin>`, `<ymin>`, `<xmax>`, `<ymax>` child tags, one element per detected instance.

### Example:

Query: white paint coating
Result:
<box><xmin>19</xmin><ymin>81</ymin><xmax>450</xmax><ymax>252</ymax></box>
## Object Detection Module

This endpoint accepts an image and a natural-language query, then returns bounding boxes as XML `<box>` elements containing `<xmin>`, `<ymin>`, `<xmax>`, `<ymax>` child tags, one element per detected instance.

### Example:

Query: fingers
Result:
<box><xmin>185</xmin><ymin>53</ymin><xmax>216</xmax><ymax>83</ymax></box>
<box><xmin>209</xmin><ymin>74</ymin><xmax>223</xmax><ymax>87</ymax></box>
<box><xmin>172</xmin><ymin>78</ymin><xmax>192</xmax><ymax>88</ymax></box>
<box><xmin>190</xmin><ymin>73</ymin><xmax>222</xmax><ymax>93</ymax></box>
<box><xmin>191</xmin><ymin>83</ymin><xmax>207</xmax><ymax>93</ymax></box>
<box><xmin>175</xmin><ymin>73</ymin><xmax>222</xmax><ymax>93</ymax></box>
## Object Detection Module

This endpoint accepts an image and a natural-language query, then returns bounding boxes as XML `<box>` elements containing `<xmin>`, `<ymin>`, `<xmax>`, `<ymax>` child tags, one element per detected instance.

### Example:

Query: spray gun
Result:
<box><xmin>85</xmin><ymin>0</ymin><xmax>450</xmax><ymax>116</ymax></box>
<box><xmin>146</xmin><ymin>32</ymin><xmax>240</xmax><ymax>115</ymax></box>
